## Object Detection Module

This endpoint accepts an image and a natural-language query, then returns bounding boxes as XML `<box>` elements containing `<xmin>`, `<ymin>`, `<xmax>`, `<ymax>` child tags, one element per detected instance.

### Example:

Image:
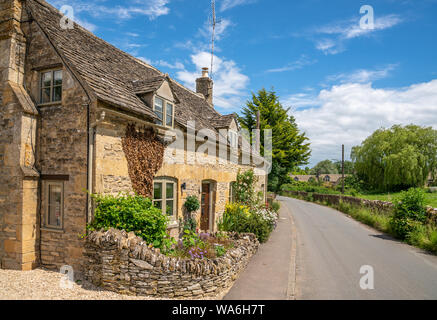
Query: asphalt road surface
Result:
<box><xmin>281</xmin><ymin>196</ymin><xmax>437</xmax><ymax>300</ymax></box>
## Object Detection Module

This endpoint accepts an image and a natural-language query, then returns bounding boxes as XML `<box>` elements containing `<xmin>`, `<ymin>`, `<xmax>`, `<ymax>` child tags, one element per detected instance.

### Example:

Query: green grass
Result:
<box><xmin>356</xmin><ymin>191</ymin><xmax>437</xmax><ymax>208</ymax></box>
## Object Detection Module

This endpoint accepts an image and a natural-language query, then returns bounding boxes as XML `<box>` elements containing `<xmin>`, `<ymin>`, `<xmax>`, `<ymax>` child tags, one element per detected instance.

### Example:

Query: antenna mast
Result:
<box><xmin>210</xmin><ymin>0</ymin><xmax>216</xmax><ymax>79</ymax></box>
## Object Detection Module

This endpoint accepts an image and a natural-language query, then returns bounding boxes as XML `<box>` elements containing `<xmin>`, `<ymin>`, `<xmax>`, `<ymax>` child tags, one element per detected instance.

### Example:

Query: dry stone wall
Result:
<box><xmin>84</xmin><ymin>228</ymin><xmax>259</xmax><ymax>298</ymax></box>
<box><xmin>283</xmin><ymin>190</ymin><xmax>437</xmax><ymax>222</ymax></box>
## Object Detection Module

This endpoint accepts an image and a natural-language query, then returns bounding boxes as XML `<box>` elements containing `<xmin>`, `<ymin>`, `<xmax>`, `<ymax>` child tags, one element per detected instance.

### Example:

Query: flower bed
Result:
<box><xmin>84</xmin><ymin>228</ymin><xmax>259</xmax><ymax>298</ymax></box>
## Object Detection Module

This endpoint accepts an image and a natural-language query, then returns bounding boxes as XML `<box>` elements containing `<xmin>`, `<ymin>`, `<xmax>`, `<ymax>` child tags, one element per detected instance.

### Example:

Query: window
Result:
<box><xmin>40</xmin><ymin>70</ymin><xmax>62</xmax><ymax>104</ymax></box>
<box><xmin>229</xmin><ymin>181</ymin><xmax>236</xmax><ymax>203</ymax></box>
<box><xmin>229</xmin><ymin>130</ymin><xmax>238</xmax><ymax>148</ymax></box>
<box><xmin>44</xmin><ymin>181</ymin><xmax>64</xmax><ymax>229</ymax></box>
<box><xmin>324</xmin><ymin>175</ymin><xmax>331</xmax><ymax>182</ymax></box>
<box><xmin>153</xmin><ymin>177</ymin><xmax>177</xmax><ymax>220</ymax></box>
<box><xmin>154</xmin><ymin>96</ymin><xmax>174</xmax><ymax>128</ymax></box>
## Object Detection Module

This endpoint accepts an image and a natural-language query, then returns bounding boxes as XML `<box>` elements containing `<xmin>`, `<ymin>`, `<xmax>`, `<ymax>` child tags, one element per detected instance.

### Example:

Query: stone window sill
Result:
<box><xmin>40</xmin><ymin>227</ymin><xmax>64</xmax><ymax>233</ymax></box>
<box><xmin>37</xmin><ymin>102</ymin><xmax>62</xmax><ymax>107</ymax></box>
<box><xmin>167</xmin><ymin>222</ymin><xmax>179</xmax><ymax>229</ymax></box>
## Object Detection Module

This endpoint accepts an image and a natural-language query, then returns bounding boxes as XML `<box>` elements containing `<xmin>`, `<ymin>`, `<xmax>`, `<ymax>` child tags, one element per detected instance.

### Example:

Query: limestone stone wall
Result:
<box><xmin>93</xmin><ymin>110</ymin><xmax>268</xmax><ymax>236</ymax></box>
<box><xmin>20</xmin><ymin>17</ymin><xmax>90</xmax><ymax>271</ymax></box>
<box><xmin>84</xmin><ymin>228</ymin><xmax>259</xmax><ymax>298</ymax></box>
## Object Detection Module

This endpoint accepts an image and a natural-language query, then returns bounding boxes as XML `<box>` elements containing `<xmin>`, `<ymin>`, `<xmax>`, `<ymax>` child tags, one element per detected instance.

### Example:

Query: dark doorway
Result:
<box><xmin>201</xmin><ymin>183</ymin><xmax>210</xmax><ymax>231</ymax></box>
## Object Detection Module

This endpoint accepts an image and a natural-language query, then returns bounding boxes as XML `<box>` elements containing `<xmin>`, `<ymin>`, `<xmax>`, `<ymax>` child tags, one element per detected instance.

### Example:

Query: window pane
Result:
<box><xmin>52</xmin><ymin>86</ymin><xmax>62</xmax><ymax>102</ymax></box>
<box><xmin>154</xmin><ymin>110</ymin><xmax>163</xmax><ymax>125</ymax></box>
<box><xmin>154</xmin><ymin>200</ymin><xmax>162</xmax><ymax>210</ymax></box>
<box><xmin>166</xmin><ymin>200</ymin><xmax>174</xmax><ymax>216</ymax></box>
<box><xmin>54</xmin><ymin>70</ymin><xmax>63</xmax><ymax>86</ymax></box>
<box><xmin>154</xmin><ymin>97</ymin><xmax>163</xmax><ymax>112</ymax></box>
<box><xmin>48</xmin><ymin>184</ymin><xmax>62</xmax><ymax>227</ymax></box>
<box><xmin>154</xmin><ymin>182</ymin><xmax>162</xmax><ymax>199</ymax></box>
<box><xmin>41</xmin><ymin>87</ymin><xmax>51</xmax><ymax>104</ymax></box>
<box><xmin>166</xmin><ymin>182</ymin><xmax>174</xmax><ymax>199</ymax></box>
<box><xmin>166</xmin><ymin>104</ymin><xmax>173</xmax><ymax>127</ymax></box>
<box><xmin>42</xmin><ymin>72</ymin><xmax>52</xmax><ymax>88</ymax></box>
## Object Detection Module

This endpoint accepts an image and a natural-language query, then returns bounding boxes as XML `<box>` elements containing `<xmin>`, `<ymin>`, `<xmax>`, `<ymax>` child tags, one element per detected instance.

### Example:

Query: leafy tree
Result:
<box><xmin>310</xmin><ymin>160</ymin><xmax>339</xmax><ymax>175</ymax></box>
<box><xmin>351</xmin><ymin>125</ymin><xmax>437</xmax><ymax>191</ymax></box>
<box><xmin>238</xmin><ymin>88</ymin><xmax>311</xmax><ymax>192</ymax></box>
<box><xmin>334</xmin><ymin>160</ymin><xmax>355</xmax><ymax>174</ymax></box>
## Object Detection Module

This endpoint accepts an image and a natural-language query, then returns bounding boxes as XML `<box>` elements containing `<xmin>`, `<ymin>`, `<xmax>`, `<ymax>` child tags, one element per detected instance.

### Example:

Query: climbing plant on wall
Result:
<box><xmin>122</xmin><ymin>123</ymin><xmax>165</xmax><ymax>198</ymax></box>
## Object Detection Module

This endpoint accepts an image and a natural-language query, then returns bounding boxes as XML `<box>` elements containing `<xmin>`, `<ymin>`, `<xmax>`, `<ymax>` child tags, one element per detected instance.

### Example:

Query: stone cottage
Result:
<box><xmin>0</xmin><ymin>0</ymin><xmax>268</xmax><ymax>271</ymax></box>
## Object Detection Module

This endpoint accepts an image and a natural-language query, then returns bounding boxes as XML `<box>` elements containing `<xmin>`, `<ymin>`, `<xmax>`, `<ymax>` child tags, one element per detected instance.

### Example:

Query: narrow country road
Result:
<box><xmin>283</xmin><ymin>196</ymin><xmax>437</xmax><ymax>300</ymax></box>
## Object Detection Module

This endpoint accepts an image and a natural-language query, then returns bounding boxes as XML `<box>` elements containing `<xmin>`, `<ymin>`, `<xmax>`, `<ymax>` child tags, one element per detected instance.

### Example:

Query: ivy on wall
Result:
<box><xmin>122</xmin><ymin>124</ymin><xmax>165</xmax><ymax>198</ymax></box>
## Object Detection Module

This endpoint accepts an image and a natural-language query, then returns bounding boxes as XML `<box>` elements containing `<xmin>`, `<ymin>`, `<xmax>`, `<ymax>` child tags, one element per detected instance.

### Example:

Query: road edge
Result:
<box><xmin>283</xmin><ymin>199</ymin><xmax>298</xmax><ymax>300</ymax></box>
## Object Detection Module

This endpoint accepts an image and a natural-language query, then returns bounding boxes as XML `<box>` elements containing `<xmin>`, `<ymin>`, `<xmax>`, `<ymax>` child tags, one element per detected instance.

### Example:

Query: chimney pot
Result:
<box><xmin>201</xmin><ymin>67</ymin><xmax>209</xmax><ymax>78</ymax></box>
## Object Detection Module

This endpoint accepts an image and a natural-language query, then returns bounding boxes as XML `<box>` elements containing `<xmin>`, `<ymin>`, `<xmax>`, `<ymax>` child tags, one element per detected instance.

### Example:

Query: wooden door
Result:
<box><xmin>201</xmin><ymin>183</ymin><xmax>210</xmax><ymax>231</ymax></box>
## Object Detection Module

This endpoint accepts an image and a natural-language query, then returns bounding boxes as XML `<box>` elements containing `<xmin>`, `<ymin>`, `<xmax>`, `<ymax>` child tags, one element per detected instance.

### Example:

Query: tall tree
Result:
<box><xmin>351</xmin><ymin>124</ymin><xmax>437</xmax><ymax>191</ymax></box>
<box><xmin>238</xmin><ymin>88</ymin><xmax>311</xmax><ymax>192</ymax></box>
<box><xmin>310</xmin><ymin>160</ymin><xmax>339</xmax><ymax>175</ymax></box>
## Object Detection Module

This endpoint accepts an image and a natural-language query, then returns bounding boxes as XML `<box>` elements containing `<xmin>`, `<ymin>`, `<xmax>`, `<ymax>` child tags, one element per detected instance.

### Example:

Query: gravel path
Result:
<box><xmin>0</xmin><ymin>268</ymin><xmax>229</xmax><ymax>300</ymax></box>
<box><xmin>0</xmin><ymin>268</ymin><xmax>157</xmax><ymax>300</ymax></box>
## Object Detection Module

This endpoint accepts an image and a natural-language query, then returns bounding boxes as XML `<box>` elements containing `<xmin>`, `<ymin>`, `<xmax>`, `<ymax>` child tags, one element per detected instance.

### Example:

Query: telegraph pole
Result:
<box><xmin>342</xmin><ymin>144</ymin><xmax>345</xmax><ymax>194</ymax></box>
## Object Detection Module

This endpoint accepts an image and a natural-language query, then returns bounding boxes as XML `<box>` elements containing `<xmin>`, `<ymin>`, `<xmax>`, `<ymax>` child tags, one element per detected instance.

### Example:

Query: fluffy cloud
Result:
<box><xmin>314</xmin><ymin>14</ymin><xmax>403</xmax><ymax>54</ymax></box>
<box><xmin>324</xmin><ymin>64</ymin><xmax>398</xmax><ymax>85</ymax></box>
<box><xmin>285</xmin><ymin>80</ymin><xmax>437</xmax><ymax>166</ymax></box>
<box><xmin>176</xmin><ymin>51</ymin><xmax>249</xmax><ymax>110</ymax></box>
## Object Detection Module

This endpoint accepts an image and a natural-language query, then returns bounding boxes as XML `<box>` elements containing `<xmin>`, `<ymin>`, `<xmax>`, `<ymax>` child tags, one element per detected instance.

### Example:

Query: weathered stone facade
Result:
<box><xmin>93</xmin><ymin>110</ymin><xmax>267</xmax><ymax>238</ymax></box>
<box><xmin>84</xmin><ymin>228</ymin><xmax>259</xmax><ymax>298</ymax></box>
<box><xmin>0</xmin><ymin>0</ymin><xmax>268</xmax><ymax>272</ymax></box>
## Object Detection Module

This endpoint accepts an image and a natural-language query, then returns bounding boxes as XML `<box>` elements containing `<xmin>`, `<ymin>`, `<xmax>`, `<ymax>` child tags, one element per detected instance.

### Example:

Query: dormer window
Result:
<box><xmin>40</xmin><ymin>70</ymin><xmax>62</xmax><ymax>104</ymax></box>
<box><xmin>154</xmin><ymin>96</ymin><xmax>174</xmax><ymax>128</ymax></box>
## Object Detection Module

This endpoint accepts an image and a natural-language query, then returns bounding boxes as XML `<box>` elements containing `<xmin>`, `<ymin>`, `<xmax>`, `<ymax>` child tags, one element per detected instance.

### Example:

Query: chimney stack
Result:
<box><xmin>196</xmin><ymin>67</ymin><xmax>213</xmax><ymax>106</ymax></box>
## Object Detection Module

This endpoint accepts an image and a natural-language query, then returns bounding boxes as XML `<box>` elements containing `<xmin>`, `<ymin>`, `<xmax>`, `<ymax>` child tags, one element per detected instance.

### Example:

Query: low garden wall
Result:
<box><xmin>282</xmin><ymin>190</ymin><xmax>437</xmax><ymax>223</ymax></box>
<box><xmin>83</xmin><ymin>228</ymin><xmax>259</xmax><ymax>299</ymax></box>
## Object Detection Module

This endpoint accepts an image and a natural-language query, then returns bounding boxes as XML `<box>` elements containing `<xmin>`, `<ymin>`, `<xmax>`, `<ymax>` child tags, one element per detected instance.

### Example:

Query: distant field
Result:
<box><xmin>357</xmin><ymin>191</ymin><xmax>437</xmax><ymax>208</ymax></box>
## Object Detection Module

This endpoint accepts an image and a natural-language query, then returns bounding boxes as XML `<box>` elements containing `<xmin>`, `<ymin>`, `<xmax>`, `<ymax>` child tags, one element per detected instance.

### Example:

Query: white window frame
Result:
<box><xmin>39</xmin><ymin>69</ymin><xmax>63</xmax><ymax>104</ymax></box>
<box><xmin>153</xmin><ymin>95</ymin><xmax>174</xmax><ymax>128</ymax></box>
<box><xmin>153</xmin><ymin>177</ymin><xmax>177</xmax><ymax>221</ymax></box>
<box><xmin>43</xmin><ymin>181</ymin><xmax>64</xmax><ymax>230</ymax></box>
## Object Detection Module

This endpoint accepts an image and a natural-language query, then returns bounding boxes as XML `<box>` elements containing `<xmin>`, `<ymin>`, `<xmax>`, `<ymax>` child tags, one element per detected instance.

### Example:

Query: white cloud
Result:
<box><xmin>266</xmin><ymin>55</ymin><xmax>317</xmax><ymax>73</ymax></box>
<box><xmin>176</xmin><ymin>51</ymin><xmax>249</xmax><ymax>110</ymax></box>
<box><xmin>286</xmin><ymin>80</ymin><xmax>437</xmax><ymax>166</ymax></box>
<box><xmin>324</xmin><ymin>64</ymin><xmax>398</xmax><ymax>84</ymax></box>
<box><xmin>314</xmin><ymin>14</ymin><xmax>403</xmax><ymax>54</ymax></box>
<box><xmin>198</xmin><ymin>18</ymin><xmax>233</xmax><ymax>42</ymax></box>
<box><xmin>220</xmin><ymin>0</ymin><xmax>256</xmax><ymax>12</ymax></box>
<box><xmin>50</xmin><ymin>0</ymin><xmax>170</xmax><ymax>20</ymax></box>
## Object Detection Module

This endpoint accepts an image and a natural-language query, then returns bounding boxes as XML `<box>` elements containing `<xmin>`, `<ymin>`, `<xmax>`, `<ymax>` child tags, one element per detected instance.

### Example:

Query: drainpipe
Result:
<box><xmin>87</xmin><ymin>110</ymin><xmax>106</xmax><ymax>223</ymax></box>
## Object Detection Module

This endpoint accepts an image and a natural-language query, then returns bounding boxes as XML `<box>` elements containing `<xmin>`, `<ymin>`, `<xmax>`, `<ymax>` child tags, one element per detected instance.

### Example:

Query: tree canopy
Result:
<box><xmin>310</xmin><ymin>160</ymin><xmax>339</xmax><ymax>175</ymax></box>
<box><xmin>351</xmin><ymin>125</ymin><xmax>437</xmax><ymax>191</ymax></box>
<box><xmin>238</xmin><ymin>88</ymin><xmax>311</xmax><ymax>192</ymax></box>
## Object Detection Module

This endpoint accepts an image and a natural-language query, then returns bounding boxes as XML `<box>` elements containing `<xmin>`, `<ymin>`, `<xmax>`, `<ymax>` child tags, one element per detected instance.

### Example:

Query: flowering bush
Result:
<box><xmin>218</xmin><ymin>203</ymin><xmax>279</xmax><ymax>243</ymax></box>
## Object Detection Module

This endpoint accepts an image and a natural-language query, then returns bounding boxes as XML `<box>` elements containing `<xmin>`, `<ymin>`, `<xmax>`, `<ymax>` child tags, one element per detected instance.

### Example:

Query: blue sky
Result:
<box><xmin>49</xmin><ymin>0</ymin><xmax>437</xmax><ymax>167</ymax></box>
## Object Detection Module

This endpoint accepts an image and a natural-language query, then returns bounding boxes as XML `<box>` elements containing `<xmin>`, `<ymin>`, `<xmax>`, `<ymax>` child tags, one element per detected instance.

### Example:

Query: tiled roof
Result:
<box><xmin>26</xmin><ymin>0</ymin><xmax>233</xmax><ymax>132</ymax></box>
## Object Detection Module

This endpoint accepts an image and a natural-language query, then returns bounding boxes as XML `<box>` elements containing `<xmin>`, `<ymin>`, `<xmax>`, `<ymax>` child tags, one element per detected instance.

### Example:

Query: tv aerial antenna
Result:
<box><xmin>210</xmin><ymin>0</ymin><xmax>220</xmax><ymax>79</ymax></box>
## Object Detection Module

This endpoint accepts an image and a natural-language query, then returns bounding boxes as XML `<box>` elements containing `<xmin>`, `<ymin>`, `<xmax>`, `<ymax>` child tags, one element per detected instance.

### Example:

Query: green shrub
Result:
<box><xmin>390</xmin><ymin>188</ymin><xmax>427</xmax><ymax>239</ymax></box>
<box><xmin>89</xmin><ymin>193</ymin><xmax>169</xmax><ymax>248</ymax></box>
<box><xmin>218</xmin><ymin>203</ymin><xmax>275</xmax><ymax>243</ymax></box>
<box><xmin>272</xmin><ymin>201</ymin><xmax>281</xmax><ymax>213</ymax></box>
<box><xmin>184</xmin><ymin>195</ymin><xmax>200</xmax><ymax>213</ymax></box>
